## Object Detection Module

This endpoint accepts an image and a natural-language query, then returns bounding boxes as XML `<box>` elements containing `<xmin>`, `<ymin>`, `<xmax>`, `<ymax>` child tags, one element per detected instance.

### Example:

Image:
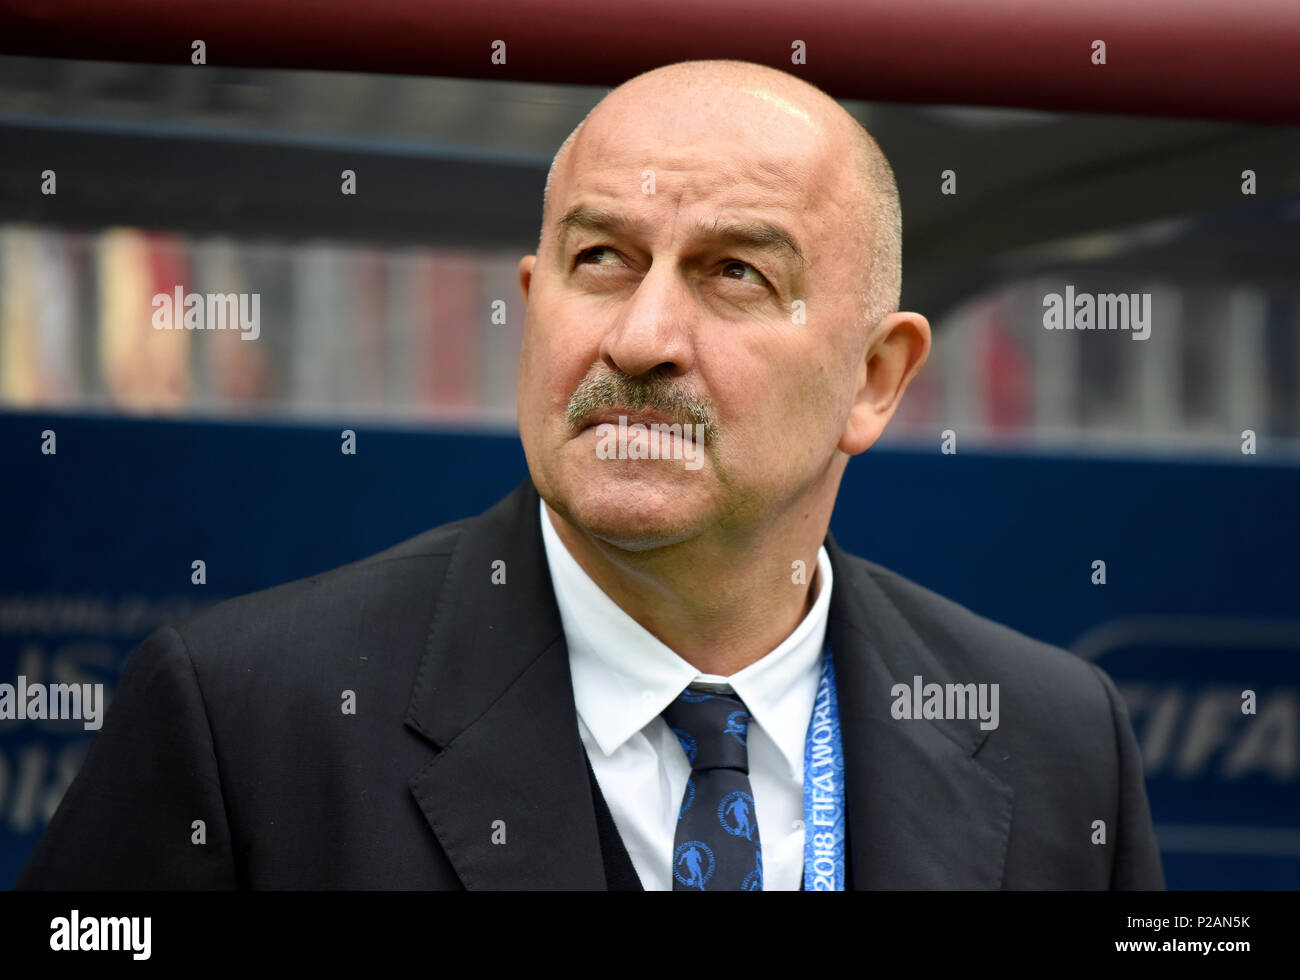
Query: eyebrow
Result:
<box><xmin>557</xmin><ymin>204</ymin><xmax>808</xmax><ymax>269</ymax></box>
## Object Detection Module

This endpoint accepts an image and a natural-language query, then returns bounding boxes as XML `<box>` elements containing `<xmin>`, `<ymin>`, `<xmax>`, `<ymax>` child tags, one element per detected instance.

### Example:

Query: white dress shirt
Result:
<box><xmin>539</xmin><ymin>499</ymin><xmax>832</xmax><ymax>890</ymax></box>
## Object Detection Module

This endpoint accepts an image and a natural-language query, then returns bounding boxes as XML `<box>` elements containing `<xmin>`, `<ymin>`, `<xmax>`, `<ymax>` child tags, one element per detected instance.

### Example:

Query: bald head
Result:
<box><xmin>540</xmin><ymin>59</ymin><xmax>902</xmax><ymax>334</ymax></box>
<box><xmin>517</xmin><ymin>58</ymin><xmax>931</xmax><ymax>572</ymax></box>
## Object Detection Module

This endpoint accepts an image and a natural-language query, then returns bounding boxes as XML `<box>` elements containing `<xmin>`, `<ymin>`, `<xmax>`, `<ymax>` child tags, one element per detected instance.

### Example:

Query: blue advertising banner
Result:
<box><xmin>1</xmin><ymin>411</ymin><xmax>1296</xmax><ymax>888</ymax></box>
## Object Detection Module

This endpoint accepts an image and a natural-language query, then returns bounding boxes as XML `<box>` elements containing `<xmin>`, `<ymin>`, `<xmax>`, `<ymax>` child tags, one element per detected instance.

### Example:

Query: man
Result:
<box><xmin>18</xmin><ymin>59</ymin><xmax>1164</xmax><ymax>890</ymax></box>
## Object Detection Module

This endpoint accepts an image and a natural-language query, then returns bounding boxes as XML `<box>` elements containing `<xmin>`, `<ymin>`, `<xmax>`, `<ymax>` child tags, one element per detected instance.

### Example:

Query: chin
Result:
<box><xmin>555</xmin><ymin>458</ymin><xmax>712</xmax><ymax>552</ymax></box>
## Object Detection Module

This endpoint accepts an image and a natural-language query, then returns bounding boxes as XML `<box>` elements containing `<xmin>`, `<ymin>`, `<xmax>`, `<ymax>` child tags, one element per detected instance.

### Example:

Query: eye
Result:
<box><xmin>574</xmin><ymin>245</ymin><xmax>620</xmax><ymax>266</ymax></box>
<box><xmin>720</xmin><ymin>259</ymin><xmax>768</xmax><ymax>287</ymax></box>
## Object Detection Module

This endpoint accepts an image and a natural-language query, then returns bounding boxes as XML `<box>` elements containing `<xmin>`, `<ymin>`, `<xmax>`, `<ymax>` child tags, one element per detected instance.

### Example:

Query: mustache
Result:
<box><xmin>565</xmin><ymin>371</ymin><xmax>718</xmax><ymax>447</ymax></box>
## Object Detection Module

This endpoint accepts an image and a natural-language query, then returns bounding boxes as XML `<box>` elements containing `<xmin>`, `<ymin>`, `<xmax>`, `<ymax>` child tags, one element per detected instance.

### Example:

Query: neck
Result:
<box><xmin>545</xmin><ymin>496</ymin><xmax>832</xmax><ymax>676</ymax></box>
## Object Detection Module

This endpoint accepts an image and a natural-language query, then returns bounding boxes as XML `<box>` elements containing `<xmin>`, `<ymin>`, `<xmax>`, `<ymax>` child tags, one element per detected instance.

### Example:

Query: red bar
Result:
<box><xmin>0</xmin><ymin>0</ymin><xmax>1297</xmax><ymax>122</ymax></box>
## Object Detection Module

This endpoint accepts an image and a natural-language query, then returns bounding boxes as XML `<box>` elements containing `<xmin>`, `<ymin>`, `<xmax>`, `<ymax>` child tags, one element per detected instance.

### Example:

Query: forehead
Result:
<box><xmin>555</xmin><ymin>92</ymin><xmax>854</xmax><ymax>233</ymax></box>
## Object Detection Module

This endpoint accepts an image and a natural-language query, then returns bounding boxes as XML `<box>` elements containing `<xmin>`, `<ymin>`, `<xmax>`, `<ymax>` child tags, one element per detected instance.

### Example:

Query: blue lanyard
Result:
<box><xmin>802</xmin><ymin>647</ymin><xmax>846</xmax><ymax>890</ymax></box>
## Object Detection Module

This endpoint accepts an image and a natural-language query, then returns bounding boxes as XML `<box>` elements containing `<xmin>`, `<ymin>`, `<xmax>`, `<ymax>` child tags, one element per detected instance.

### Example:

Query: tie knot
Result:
<box><xmin>662</xmin><ymin>686</ymin><xmax>753</xmax><ymax>773</ymax></box>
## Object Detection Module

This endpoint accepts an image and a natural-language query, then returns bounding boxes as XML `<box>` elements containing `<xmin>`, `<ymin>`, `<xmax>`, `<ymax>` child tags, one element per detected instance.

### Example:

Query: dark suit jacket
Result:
<box><xmin>18</xmin><ymin>479</ymin><xmax>1164</xmax><ymax>889</ymax></box>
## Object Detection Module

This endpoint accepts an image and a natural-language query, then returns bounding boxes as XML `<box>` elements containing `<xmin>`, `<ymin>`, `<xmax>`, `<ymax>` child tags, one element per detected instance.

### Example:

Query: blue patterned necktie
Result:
<box><xmin>662</xmin><ymin>685</ymin><xmax>763</xmax><ymax>891</ymax></box>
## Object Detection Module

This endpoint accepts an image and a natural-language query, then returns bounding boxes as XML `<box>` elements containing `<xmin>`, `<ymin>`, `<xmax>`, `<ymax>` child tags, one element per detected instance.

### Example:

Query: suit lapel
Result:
<box><xmin>826</xmin><ymin>535</ymin><xmax>1014</xmax><ymax>889</ymax></box>
<box><xmin>405</xmin><ymin>480</ymin><xmax>607</xmax><ymax>890</ymax></box>
<box><xmin>403</xmin><ymin>483</ymin><xmax>1012</xmax><ymax>890</ymax></box>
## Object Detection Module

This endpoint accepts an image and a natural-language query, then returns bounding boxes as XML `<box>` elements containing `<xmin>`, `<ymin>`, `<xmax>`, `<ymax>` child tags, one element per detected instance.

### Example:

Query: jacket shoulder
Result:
<box><xmin>849</xmin><ymin>554</ymin><xmax>1108</xmax><ymax>702</ymax></box>
<box><xmin>156</xmin><ymin>516</ymin><xmax>476</xmax><ymax>712</ymax></box>
<box><xmin>839</xmin><ymin>553</ymin><xmax>1163</xmax><ymax>888</ymax></box>
<box><xmin>174</xmin><ymin>518</ymin><xmax>467</xmax><ymax>644</ymax></box>
<box><xmin>832</xmin><ymin>550</ymin><xmax>1125</xmax><ymax>768</ymax></box>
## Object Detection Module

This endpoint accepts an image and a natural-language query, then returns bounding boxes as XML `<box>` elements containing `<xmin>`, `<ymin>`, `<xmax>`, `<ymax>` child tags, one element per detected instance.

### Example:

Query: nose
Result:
<box><xmin>597</xmin><ymin>263</ymin><xmax>695</xmax><ymax>380</ymax></box>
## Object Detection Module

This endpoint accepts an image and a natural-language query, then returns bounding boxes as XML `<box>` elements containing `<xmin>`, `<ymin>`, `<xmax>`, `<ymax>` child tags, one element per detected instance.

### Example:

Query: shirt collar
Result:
<box><xmin>539</xmin><ymin>497</ymin><xmax>832</xmax><ymax>778</ymax></box>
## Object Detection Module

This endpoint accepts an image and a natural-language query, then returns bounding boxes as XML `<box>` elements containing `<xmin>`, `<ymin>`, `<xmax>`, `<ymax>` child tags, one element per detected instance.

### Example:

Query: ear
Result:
<box><xmin>518</xmin><ymin>254</ymin><xmax>536</xmax><ymax>303</ymax></box>
<box><xmin>838</xmin><ymin>311</ymin><xmax>931</xmax><ymax>456</ymax></box>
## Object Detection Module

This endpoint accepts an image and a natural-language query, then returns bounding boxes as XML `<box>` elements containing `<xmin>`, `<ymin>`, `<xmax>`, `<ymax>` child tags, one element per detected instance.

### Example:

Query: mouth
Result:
<box><xmin>579</xmin><ymin>408</ymin><xmax>699</xmax><ymax>441</ymax></box>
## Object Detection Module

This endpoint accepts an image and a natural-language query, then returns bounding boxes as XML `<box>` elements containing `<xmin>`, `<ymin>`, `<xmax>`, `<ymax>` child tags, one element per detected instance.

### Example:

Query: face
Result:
<box><xmin>517</xmin><ymin>84</ymin><xmax>873</xmax><ymax>552</ymax></box>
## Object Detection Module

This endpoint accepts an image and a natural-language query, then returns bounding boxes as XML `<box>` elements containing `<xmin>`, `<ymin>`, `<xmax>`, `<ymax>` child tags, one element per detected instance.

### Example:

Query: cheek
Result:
<box><xmin>728</xmin><ymin>349</ymin><xmax>845</xmax><ymax>462</ymax></box>
<box><xmin>521</xmin><ymin>300</ymin><xmax>596</xmax><ymax>413</ymax></box>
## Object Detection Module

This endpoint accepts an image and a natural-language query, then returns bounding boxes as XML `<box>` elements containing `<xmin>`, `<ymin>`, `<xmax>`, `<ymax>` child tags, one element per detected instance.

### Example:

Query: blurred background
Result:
<box><xmin>0</xmin><ymin>54</ymin><xmax>1297</xmax><ymax>889</ymax></box>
